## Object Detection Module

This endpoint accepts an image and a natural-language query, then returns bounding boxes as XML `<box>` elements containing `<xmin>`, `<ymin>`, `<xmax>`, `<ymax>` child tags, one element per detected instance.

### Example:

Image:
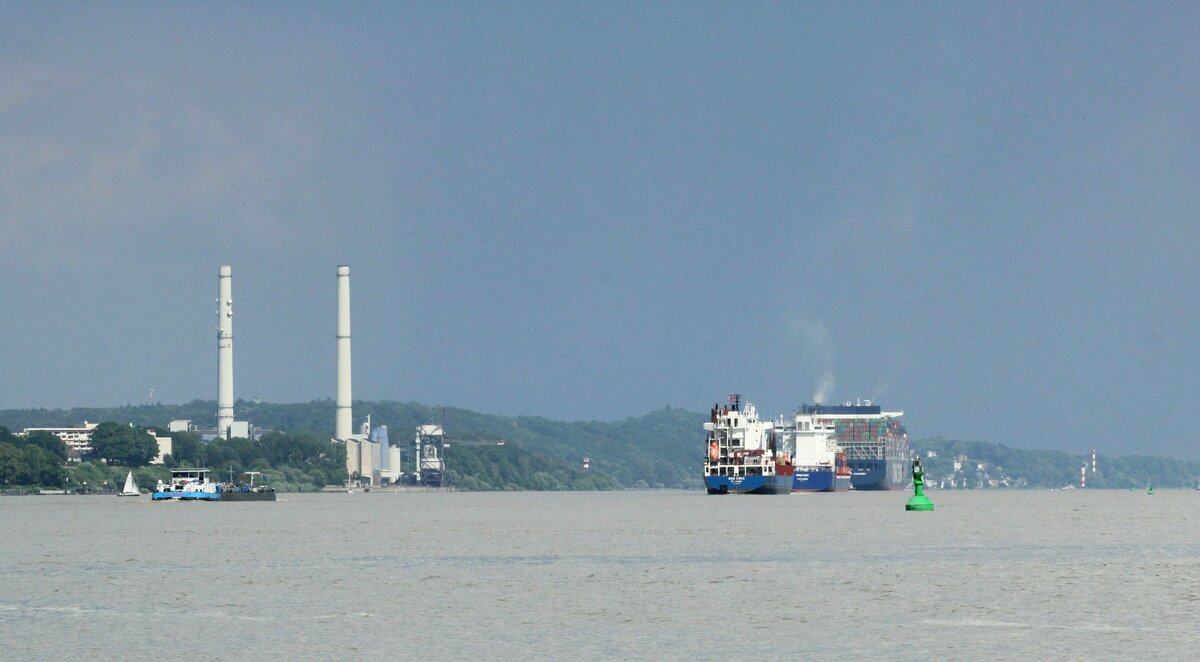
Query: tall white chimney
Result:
<box><xmin>336</xmin><ymin>265</ymin><xmax>352</xmax><ymax>440</ymax></box>
<box><xmin>217</xmin><ymin>265</ymin><xmax>234</xmax><ymax>436</ymax></box>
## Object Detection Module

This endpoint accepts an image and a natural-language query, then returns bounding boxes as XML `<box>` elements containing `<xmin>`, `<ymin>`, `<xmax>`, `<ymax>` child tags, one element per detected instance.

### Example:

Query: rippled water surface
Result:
<box><xmin>2</xmin><ymin>490</ymin><xmax>1198</xmax><ymax>660</ymax></box>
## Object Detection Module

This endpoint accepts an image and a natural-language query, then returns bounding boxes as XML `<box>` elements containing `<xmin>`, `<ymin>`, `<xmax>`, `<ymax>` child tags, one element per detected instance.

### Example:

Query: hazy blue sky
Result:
<box><xmin>2</xmin><ymin>3</ymin><xmax>1198</xmax><ymax>456</ymax></box>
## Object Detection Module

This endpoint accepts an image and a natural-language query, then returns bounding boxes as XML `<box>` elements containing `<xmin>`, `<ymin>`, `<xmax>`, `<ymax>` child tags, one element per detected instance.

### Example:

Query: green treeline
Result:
<box><xmin>6</xmin><ymin>401</ymin><xmax>1200</xmax><ymax>491</ymax></box>
<box><xmin>0</xmin><ymin>400</ymin><xmax>704</xmax><ymax>490</ymax></box>
<box><xmin>913</xmin><ymin>438</ymin><xmax>1200</xmax><ymax>489</ymax></box>
<box><xmin>0</xmin><ymin>426</ymin><xmax>68</xmax><ymax>489</ymax></box>
<box><xmin>58</xmin><ymin>431</ymin><xmax>342</xmax><ymax>494</ymax></box>
<box><xmin>448</xmin><ymin>444</ymin><xmax>615</xmax><ymax>491</ymax></box>
<box><xmin>165</xmin><ymin>431</ymin><xmax>346</xmax><ymax>491</ymax></box>
<box><xmin>0</xmin><ymin>423</ymin><xmax>350</xmax><ymax>492</ymax></box>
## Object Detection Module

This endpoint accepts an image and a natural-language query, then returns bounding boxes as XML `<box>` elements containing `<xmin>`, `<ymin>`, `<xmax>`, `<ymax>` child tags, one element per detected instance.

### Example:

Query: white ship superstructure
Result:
<box><xmin>703</xmin><ymin>395</ymin><xmax>792</xmax><ymax>495</ymax></box>
<box><xmin>784</xmin><ymin>411</ymin><xmax>838</xmax><ymax>471</ymax></box>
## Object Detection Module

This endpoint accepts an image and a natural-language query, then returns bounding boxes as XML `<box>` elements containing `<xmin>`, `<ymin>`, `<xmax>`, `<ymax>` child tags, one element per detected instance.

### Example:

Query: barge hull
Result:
<box><xmin>151</xmin><ymin>492</ymin><xmax>220</xmax><ymax>501</ymax></box>
<box><xmin>218</xmin><ymin>491</ymin><xmax>276</xmax><ymax>501</ymax></box>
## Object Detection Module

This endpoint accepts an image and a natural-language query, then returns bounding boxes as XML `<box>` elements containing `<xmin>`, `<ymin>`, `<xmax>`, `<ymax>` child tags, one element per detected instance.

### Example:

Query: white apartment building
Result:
<box><xmin>21</xmin><ymin>421</ymin><xmax>100</xmax><ymax>459</ymax></box>
<box><xmin>22</xmin><ymin>421</ymin><xmax>172</xmax><ymax>464</ymax></box>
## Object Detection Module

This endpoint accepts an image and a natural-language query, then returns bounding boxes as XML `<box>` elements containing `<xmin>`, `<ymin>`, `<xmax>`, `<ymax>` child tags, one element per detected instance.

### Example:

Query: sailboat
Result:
<box><xmin>118</xmin><ymin>471</ymin><xmax>140</xmax><ymax>497</ymax></box>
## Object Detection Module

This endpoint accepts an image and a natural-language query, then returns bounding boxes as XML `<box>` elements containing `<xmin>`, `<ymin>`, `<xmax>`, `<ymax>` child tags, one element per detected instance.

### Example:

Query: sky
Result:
<box><xmin>2</xmin><ymin>3</ymin><xmax>1198</xmax><ymax>457</ymax></box>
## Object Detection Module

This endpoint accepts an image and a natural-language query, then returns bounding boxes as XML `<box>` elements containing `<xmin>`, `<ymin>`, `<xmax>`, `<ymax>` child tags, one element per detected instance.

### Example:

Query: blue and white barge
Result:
<box><xmin>152</xmin><ymin>468</ymin><xmax>221</xmax><ymax>501</ymax></box>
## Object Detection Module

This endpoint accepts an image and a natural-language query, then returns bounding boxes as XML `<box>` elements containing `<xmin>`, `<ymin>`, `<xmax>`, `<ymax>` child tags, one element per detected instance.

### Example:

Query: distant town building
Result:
<box><xmin>151</xmin><ymin>433</ymin><xmax>173</xmax><ymax>465</ymax></box>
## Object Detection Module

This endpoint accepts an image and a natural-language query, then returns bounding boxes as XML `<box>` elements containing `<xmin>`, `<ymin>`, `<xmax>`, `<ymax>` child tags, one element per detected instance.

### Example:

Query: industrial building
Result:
<box><xmin>345</xmin><ymin>417</ymin><xmax>393</xmax><ymax>487</ymax></box>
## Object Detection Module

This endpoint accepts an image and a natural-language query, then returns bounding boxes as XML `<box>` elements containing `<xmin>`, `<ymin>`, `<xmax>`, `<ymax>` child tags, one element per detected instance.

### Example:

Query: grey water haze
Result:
<box><xmin>3</xmin><ymin>4</ymin><xmax>1199</xmax><ymax>457</ymax></box>
<box><xmin>2</xmin><ymin>491</ymin><xmax>1198</xmax><ymax>659</ymax></box>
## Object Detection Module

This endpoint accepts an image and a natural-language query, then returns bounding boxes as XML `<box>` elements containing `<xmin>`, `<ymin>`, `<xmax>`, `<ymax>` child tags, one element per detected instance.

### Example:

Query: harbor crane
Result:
<box><xmin>412</xmin><ymin>412</ymin><xmax>504</xmax><ymax>488</ymax></box>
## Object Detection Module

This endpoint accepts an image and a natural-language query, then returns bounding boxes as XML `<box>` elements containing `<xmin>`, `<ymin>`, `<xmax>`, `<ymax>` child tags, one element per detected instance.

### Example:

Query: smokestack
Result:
<box><xmin>336</xmin><ymin>265</ymin><xmax>352</xmax><ymax>439</ymax></box>
<box><xmin>217</xmin><ymin>265</ymin><xmax>234</xmax><ymax>436</ymax></box>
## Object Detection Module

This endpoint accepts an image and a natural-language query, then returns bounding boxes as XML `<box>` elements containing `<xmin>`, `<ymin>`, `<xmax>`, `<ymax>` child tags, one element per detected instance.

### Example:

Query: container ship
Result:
<box><xmin>703</xmin><ymin>395</ymin><xmax>792</xmax><ymax>495</ymax></box>
<box><xmin>797</xmin><ymin>402</ymin><xmax>909</xmax><ymax>490</ymax></box>
<box><xmin>782</xmin><ymin>409</ymin><xmax>850</xmax><ymax>492</ymax></box>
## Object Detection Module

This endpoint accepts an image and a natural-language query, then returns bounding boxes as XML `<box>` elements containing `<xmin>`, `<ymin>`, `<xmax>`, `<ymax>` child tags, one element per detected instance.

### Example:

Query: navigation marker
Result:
<box><xmin>905</xmin><ymin>458</ymin><xmax>934</xmax><ymax>511</ymax></box>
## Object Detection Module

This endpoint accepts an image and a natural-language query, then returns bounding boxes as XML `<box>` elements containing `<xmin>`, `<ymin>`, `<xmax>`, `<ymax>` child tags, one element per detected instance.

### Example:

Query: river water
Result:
<box><xmin>1</xmin><ymin>489</ymin><xmax>1198</xmax><ymax>660</ymax></box>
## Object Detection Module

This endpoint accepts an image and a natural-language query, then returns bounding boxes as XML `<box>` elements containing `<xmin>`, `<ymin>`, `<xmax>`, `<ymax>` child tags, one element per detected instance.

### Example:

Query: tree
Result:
<box><xmin>203</xmin><ymin>436</ymin><xmax>267</xmax><ymax>470</ymax></box>
<box><xmin>22</xmin><ymin>430</ymin><xmax>69</xmax><ymax>462</ymax></box>
<box><xmin>0</xmin><ymin>443</ymin><xmax>27</xmax><ymax>485</ymax></box>
<box><xmin>169</xmin><ymin>431</ymin><xmax>203</xmax><ymax>466</ymax></box>
<box><xmin>89</xmin><ymin>422</ymin><xmax>158</xmax><ymax>467</ymax></box>
<box><xmin>23</xmin><ymin>445</ymin><xmax>65</xmax><ymax>486</ymax></box>
<box><xmin>0</xmin><ymin>441</ymin><xmax>65</xmax><ymax>487</ymax></box>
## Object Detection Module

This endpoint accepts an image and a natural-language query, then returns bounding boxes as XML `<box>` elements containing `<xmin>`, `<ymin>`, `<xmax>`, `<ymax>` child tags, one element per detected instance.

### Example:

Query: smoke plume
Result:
<box><xmin>788</xmin><ymin>317</ymin><xmax>837</xmax><ymax>405</ymax></box>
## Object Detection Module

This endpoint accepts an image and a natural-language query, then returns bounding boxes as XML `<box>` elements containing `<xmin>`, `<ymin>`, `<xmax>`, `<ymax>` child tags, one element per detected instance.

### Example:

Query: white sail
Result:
<box><xmin>119</xmin><ymin>471</ymin><xmax>139</xmax><ymax>496</ymax></box>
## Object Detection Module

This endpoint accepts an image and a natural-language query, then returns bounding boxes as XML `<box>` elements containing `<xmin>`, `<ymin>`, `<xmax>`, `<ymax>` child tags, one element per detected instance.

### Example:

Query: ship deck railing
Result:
<box><xmin>705</xmin><ymin>464</ymin><xmax>769</xmax><ymax>477</ymax></box>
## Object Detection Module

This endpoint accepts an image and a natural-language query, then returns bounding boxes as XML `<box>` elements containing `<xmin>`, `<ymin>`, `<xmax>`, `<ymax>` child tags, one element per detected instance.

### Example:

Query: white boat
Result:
<box><xmin>117</xmin><ymin>471</ymin><xmax>140</xmax><ymax>497</ymax></box>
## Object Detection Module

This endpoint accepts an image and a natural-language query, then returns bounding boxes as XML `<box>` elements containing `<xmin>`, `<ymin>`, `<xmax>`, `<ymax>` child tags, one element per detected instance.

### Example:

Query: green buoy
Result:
<box><xmin>1148</xmin><ymin>484</ymin><xmax>1155</xmax><ymax>495</ymax></box>
<box><xmin>906</xmin><ymin>458</ymin><xmax>934</xmax><ymax>511</ymax></box>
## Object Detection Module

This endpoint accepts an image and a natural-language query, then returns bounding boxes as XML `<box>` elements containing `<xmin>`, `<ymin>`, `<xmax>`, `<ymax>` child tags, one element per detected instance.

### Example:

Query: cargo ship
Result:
<box><xmin>152</xmin><ymin>468</ymin><xmax>276</xmax><ymax>501</ymax></box>
<box><xmin>782</xmin><ymin>409</ymin><xmax>850</xmax><ymax>492</ymax></box>
<box><xmin>703</xmin><ymin>395</ymin><xmax>792</xmax><ymax>495</ymax></box>
<box><xmin>797</xmin><ymin>402</ymin><xmax>909</xmax><ymax>490</ymax></box>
